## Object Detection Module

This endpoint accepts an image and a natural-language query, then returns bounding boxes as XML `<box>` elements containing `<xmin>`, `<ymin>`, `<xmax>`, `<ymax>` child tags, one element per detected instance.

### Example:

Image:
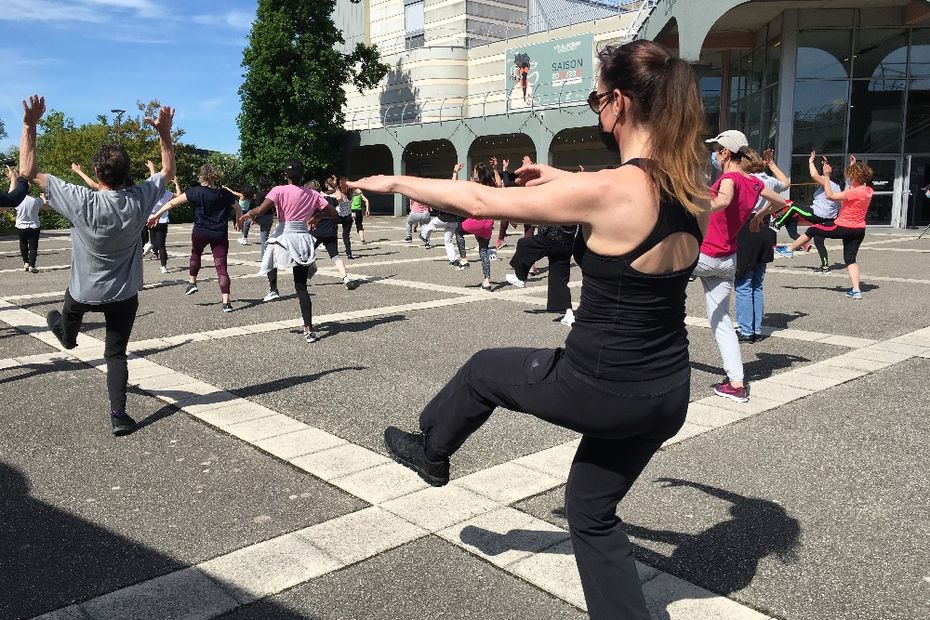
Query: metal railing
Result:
<box><xmin>346</xmin><ymin>80</ymin><xmax>593</xmax><ymax>131</ymax></box>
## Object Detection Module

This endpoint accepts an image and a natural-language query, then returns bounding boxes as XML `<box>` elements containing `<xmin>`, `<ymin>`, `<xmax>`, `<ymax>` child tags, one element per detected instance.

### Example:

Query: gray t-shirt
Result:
<box><xmin>751</xmin><ymin>172</ymin><xmax>788</xmax><ymax>213</ymax></box>
<box><xmin>46</xmin><ymin>173</ymin><xmax>166</xmax><ymax>304</ymax></box>
<box><xmin>810</xmin><ymin>182</ymin><xmax>842</xmax><ymax>219</ymax></box>
<box><xmin>15</xmin><ymin>195</ymin><xmax>42</xmax><ymax>229</ymax></box>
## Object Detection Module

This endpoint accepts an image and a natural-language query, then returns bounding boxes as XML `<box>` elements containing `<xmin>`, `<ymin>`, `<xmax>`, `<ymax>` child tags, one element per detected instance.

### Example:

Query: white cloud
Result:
<box><xmin>0</xmin><ymin>0</ymin><xmax>161</xmax><ymax>23</ymax></box>
<box><xmin>193</xmin><ymin>10</ymin><xmax>254</xmax><ymax>31</ymax></box>
<box><xmin>0</xmin><ymin>0</ymin><xmax>105</xmax><ymax>22</ymax></box>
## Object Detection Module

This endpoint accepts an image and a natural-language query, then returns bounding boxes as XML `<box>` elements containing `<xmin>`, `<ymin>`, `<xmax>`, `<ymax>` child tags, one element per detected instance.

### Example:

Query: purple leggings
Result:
<box><xmin>190</xmin><ymin>232</ymin><xmax>230</xmax><ymax>294</ymax></box>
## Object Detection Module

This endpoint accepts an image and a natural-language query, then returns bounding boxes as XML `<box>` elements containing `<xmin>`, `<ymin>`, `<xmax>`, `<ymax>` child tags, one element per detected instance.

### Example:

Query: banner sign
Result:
<box><xmin>505</xmin><ymin>34</ymin><xmax>594</xmax><ymax>112</ymax></box>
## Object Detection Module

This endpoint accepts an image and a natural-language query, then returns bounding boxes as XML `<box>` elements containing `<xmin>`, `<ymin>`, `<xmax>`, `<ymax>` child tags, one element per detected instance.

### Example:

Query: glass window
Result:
<box><xmin>405</xmin><ymin>0</ymin><xmax>424</xmax><ymax>50</ymax></box>
<box><xmin>853</xmin><ymin>29</ymin><xmax>907</xmax><ymax>80</ymax></box>
<box><xmin>848</xmin><ymin>79</ymin><xmax>904</xmax><ymax>153</ymax></box>
<box><xmin>761</xmin><ymin>86</ymin><xmax>779</xmax><ymax>150</ymax></box>
<box><xmin>746</xmin><ymin>92</ymin><xmax>763</xmax><ymax>148</ymax></box>
<box><xmin>905</xmin><ymin>78</ymin><xmax>930</xmax><ymax>152</ymax></box>
<box><xmin>793</xmin><ymin>80</ymin><xmax>848</xmax><ymax>153</ymax></box>
<box><xmin>909</xmin><ymin>29</ymin><xmax>930</xmax><ymax>77</ymax></box>
<box><xmin>797</xmin><ymin>30</ymin><xmax>852</xmax><ymax>79</ymax></box>
<box><xmin>765</xmin><ymin>39</ymin><xmax>782</xmax><ymax>87</ymax></box>
<box><xmin>748</xmin><ymin>46</ymin><xmax>765</xmax><ymax>92</ymax></box>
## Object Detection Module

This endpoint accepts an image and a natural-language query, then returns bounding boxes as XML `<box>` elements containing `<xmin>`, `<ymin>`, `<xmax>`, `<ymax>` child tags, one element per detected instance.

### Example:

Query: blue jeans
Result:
<box><xmin>735</xmin><ymin>263</ymin><xmax>766</xmax><ymax>335</ymax></box>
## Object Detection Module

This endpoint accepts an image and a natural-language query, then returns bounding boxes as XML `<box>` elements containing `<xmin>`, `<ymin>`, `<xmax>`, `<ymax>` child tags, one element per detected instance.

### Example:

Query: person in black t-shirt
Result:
<box><xmin>148</xmin><ymin>164</ymin><xmax>241</xmax><ymax>312</ymax></box>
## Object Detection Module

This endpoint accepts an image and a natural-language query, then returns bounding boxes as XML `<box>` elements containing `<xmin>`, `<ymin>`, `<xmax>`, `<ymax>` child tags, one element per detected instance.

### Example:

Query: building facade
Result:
<box><xmin>336</xmin><ymin>0</ymin><xmax>930</xmax><ymax>229</ymax></box>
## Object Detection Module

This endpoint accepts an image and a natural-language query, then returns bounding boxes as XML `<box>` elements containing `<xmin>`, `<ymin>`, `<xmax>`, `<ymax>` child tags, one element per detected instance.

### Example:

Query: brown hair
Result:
<box><xmin>597</xmin><ymin>40</ymin><xmax>709</xmax><ymax>215</ymax></box>
<box><xmin>92</xmin><ymin>144</ymin><xmax>130</xmax><ymax>188</ymax></box>
<box><xmin>741</xmin><ymin>148</ymin><xmax>765</xmax><ymax>174</ymax></box>
<box><xmin>339</xmin><ymin>176</ymin><xmax>350</xmax><ymax>196</ymax></box>
<box><xmin>845</xmin><ymin>162</ymin><xmax>873</xmax><ymax>185</ymax></box>
<box><xmin>197</xmin><ymin>164</ymin><xmax>223</xmax><ymax>184</ymax></box>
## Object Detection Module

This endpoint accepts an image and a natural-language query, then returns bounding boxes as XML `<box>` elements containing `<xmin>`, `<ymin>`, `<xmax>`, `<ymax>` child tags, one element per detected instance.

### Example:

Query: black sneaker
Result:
<box><xmin>184</xmin><ymin>283</ymin><xmax>198</xmax><ymax>295</ymax></box>
<box><xmin>737</xmin><ymin>332</ymin><xmax>756</xmax><ymax>343</ymax></box>
<box><xmin>346</xmin><ymin>254</ymin><xmax>355</xmax><ymax>260</ymax></box>
<box><xmin>383</xmin><ymin>426</ymin><xmax>449</xmax><ymax>487</ymax></box>
<box><xmin>111</xmin><ymin>411</ymin><xmax>136</xmax><ymax>436</ymax></box>
<box><xmin>449</xmin><ymin>260</ymin><xmax>460</xmax><ymax>267</ymax></box>
<box><xmin>46</xmin><ymin>310</ymin><xmax>76</xmax><ymax>350</ymax></box>
<box><xmin>222</xmin><ymin>303</ymin><xmax>234</xmax><ymax>313</ymax></box>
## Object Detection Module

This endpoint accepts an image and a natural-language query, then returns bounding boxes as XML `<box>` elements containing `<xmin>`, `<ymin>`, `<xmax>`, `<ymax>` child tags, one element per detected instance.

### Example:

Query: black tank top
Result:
<box><xmin>564</xmin><ymin>159</ymin><xmax>703</xmax><ymax>386</ymax></box>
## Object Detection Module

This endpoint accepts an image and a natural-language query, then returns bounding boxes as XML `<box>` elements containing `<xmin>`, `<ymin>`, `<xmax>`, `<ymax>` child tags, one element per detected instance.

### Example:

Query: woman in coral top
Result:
<box><xmin>772</xmin><ymin>156</ymin><xmax>873</xmax><ymax>299</ymax></box>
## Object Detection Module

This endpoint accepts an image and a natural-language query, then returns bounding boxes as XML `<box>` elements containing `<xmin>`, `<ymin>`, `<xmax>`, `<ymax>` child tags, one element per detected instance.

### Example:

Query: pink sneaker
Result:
<box><xmin>713</xmin><ymin>381</ymin><xmax>749</xmax><ymax>403</ymax></box>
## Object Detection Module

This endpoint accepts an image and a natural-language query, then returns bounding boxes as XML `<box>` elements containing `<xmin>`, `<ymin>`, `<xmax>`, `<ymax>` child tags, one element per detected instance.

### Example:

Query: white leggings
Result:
<box><xmin>694</xmin><ymin>252</ymin><xmax>744</xmax><ymax>383</ymax></box>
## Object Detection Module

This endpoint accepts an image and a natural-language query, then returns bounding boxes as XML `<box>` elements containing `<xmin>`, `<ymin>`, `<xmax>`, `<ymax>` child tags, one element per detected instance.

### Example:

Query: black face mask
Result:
<box><xmin>598</xmin><ymin>115</ymin><xmax>620</xmax><ymax>154</ymax></box>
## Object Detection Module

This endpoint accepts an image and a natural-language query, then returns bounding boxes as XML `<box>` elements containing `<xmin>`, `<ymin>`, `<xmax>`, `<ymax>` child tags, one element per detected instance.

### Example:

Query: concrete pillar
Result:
<box><xmin>776</xmin><ymin>9</ymin><xmax>799</xmax><ymax>176</ymax></box>
<box><xmin>392</xmin><ymin>144</ymin><xmax>405</xmax><ymax>217</ymax></box>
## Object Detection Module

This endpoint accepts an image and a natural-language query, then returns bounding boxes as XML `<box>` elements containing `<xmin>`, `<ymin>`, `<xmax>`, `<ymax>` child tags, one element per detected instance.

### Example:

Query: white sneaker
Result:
<box><xmin>142</xmin><ymin>242</ymin><xmax>152</xmax><ymax>256</ymax></box>
<box><xmin>560</xmin><ymin>308</ymin><xmax>575</xmax><ymax>326</ymax></box>
<box><xmin>23</xmin><ymin>263</ymin><xmax>29</xmax><ymax>272</ymax></box>
<box><xmin>237</xmin><ymin>237</ymin><xmax>247</xmax><ymax>245</ymax></box>
<box><xmin>160</xmin><ymin>266</ymin><xmax>168</xmax><ymax>274</ymax></box>
<box><xmin>505</xmin><ymin>273</ymin><xmax>526</xmax><ymax>288</ymax></box>
<box><xmin>263</xmin><ymin>289</ymin><xmax>280</xmax><ymax>302</ymax></box>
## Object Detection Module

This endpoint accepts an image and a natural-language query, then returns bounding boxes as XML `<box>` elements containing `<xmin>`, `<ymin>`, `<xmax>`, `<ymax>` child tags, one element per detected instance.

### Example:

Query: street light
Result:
<box><xmin>110</xmin><ymin>108</ymin><xmax>126</xmax><ymax>143</ymax></box>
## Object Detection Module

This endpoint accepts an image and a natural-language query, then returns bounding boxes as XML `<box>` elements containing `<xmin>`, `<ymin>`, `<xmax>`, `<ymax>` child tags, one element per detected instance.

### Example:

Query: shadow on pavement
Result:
<box><xmin>762</xmin><ymin>310</ymin><xmax>808</xmax><ymax>329</ymax></box>
<box><xmin>692</xmin><ymin>351</ymin><xmax>811</xmax><ymax>381</ymax></box>
<box><xmin>626</xmin><ymin>478</ymin><xmax>801</xmax><ymax>598</ymax></box>
<box><xmin>318</xmin><ymin>314</ymin><xmax>406</xmax><ymax>338</ymax></box>
<box><xmin>233</xmin><ymin>366</ymin><xmax>367</xmax><ymax>399</ymax></box>
<box><xmin>0</xmin><ymin>462</ymin><xmax>302</xmax><ymax>619</ymax></box>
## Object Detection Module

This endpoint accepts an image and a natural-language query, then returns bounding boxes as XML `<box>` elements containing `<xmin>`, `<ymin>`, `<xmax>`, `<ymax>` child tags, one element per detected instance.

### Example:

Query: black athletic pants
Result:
<box><xmin>61</xmin><ymin>290</ymin><xmax>138</xmax><ymax>413</ymax></box>
<box><xmin>511</xmin><ymin>234</ymin><xmax>573</xmax><ymax>311</ymax></box>
<box><xmin>420</xmin><ymin>347</ymin><xmax>689</xmax><ymax>620</ymax></box>
<box><xmin>150</xmin><ymin>222</ymin><xmax>168</xmax><ymax>267</ymax></box>
<box><xmin>781</xmin><ymin>208</ymin><xmax>831</xmax><ymax>267</ymax></box>
<box><xmin>18</xmin><ymin>228</ymin><xmax>40</xmax><ymax>267</ymax></box>
<box><xmin>339</xmin><ymin>215</ymin><xmax>354</xmax><ymax>257</ymax></box>
<box><xmin>268</xmin><ymin>265</ymin><xmax>315</xmax><ymax>327</ymax></box>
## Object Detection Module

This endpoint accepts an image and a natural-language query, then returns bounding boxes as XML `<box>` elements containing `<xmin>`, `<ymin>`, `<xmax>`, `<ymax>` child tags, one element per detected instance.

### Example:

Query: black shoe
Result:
<box><xmin>184</xmin><ymin>283</ymin><xmax>198</xmax><ymax>295</ymax></box>
<box><xmin>222</xmin><ymin>302</ymin><xmax>234</xmax><ymax>313</ymax></box>
<box><xmin>449</xmin><ymin>260</ymin><xmax>460</xmax><ymax>267</ymax></box>
<box><xmin>111</xmin><ymin>411</ymin><xmax>136</xmax><ymax>436</ymax></box>
<box><xmin>383</xmin><ymin>426</ymin><xmax>449</xmax><ymax>487</ymax></box>
<box><xmin>737</xmin><ymin>332</ymin><xmax>756</xmax><ymax>343</ymax></box>
<box><xmin>346</xmin><ymin>254</ymin><xmax>355</xmax><ymax>260</ymax></box>
<box><xmin>46</xmin><ymin>310</ymin><xmax>76</xmax><ymax>350</ymax></box>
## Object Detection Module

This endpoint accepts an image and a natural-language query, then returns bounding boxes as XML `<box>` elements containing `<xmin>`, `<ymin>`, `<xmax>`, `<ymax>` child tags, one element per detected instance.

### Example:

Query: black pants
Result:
<box><xmin>511</xmin><ymin>235</ymin><xmax>573</xmax><ymax>311</ymax></box>
<box><xmin>18</xmin><ymin>228</ymin><xmax>40</xmax><ymax>267</ymax></box>
<box><xmin>353</xmin><ymin>210</ymin><xmax>364</xmax><ymax>232</ymax></box>
<box><xmin>782</xmin><ymin>209</ymin><xmax>830</xmax><ymax>267</ymax></box>
<box><xmin>805</xmin><ymin>224</ymin><xmax>865</xmax><ymax>265</ymax></box>
<box><xmin>150</xmin><ymin>222</ymin><xmax>168</xmax><ymax>267</ymax></box>
<box><xmin>420</xmin><ymin>348</ymin><xmax>689</xmax><ymax>620</ymax></box>
<box><xmin>61</xmin><ymin>290</ymin><xmax>138</xmax><ymax>413</ymax></box>
<box><xmin>314</xmin><ymin>236</ymin><xmax>340</xmax><ymax>260</ymax></box>
<box><xmin>339</xmin><ymin>215</ymin><xmax>354</xmax><ymax>257</ymax></box>
<box><xmin>268</xmin><ymin>264</ymin><xmax>315</xmax><ymax>326</ymax></box>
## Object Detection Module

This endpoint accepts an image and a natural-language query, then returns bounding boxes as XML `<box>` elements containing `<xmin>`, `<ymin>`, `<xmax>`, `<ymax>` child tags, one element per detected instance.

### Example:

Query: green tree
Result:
<box><xmin>238</xmin><ymin>0</ymin><xmax>389</xmax><ymax>181</ymax></box>
<box><xmin>0</xmin><ymin>115</ymin><xmax>6</xmax><ymax>141</ymax></box>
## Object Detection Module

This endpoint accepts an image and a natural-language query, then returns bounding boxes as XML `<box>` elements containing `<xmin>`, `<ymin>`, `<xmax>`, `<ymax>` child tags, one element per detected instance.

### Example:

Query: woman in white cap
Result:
<box><xmin>698</xmin><ymin>130</ymin><xmax>786</xmax><ymax>403</ymax></box>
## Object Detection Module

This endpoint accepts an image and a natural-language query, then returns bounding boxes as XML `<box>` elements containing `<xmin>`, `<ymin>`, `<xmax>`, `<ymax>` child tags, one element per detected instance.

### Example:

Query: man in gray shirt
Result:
<box><xmin>19</xmin><ymin>95</ymin><xmax>176</xmax><ymax>436</ymax></box>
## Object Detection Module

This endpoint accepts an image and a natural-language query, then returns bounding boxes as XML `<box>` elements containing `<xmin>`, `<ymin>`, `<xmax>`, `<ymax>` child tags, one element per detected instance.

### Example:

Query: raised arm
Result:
<box><xmin>820</xmin><ymin>162</ymin><xmax>848</xmax><ymax>201</ymax></box>
<box><xmin>764</xmin><ymin>149</ymin><xmax>790</xmax><ymax>189</ymax></box>
<box><xmin>145</xmin><ymin>159</ymin><xmax>156</xmax><ymax>178</ymax></box>
<box><xmin>144</xmin><ymin>106</ymin><xmax>175</xmax><ymax>181</ymax></box>
<box><xmin>0</xmin><ymin>165</ymin><xmax>28</xmax><ymax>209</ymax></box>
<box><xmin>451</xmin><ymin>162</ymin><xmax>464</xmax><ymax>180</ymax></box>
<box><xmin>808</xmin><ymin>151</ymin><xmax>824</xmax><ymax>184</ymax></box>
<box><xmin>70</xmin><ymin>163</ymin><xmax>100</xmax><ymax>190</ymax></box>
<box><xmin>19</xmin><ymin>95</ymin><xmax>48</xmax><ymax>191</ymax></box>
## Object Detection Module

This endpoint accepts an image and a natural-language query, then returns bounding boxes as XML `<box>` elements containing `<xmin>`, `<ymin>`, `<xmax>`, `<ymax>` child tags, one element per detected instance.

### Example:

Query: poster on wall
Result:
<box><xmin>505</xmin><ymin>34</ymin><xmax>594</xmax><ymax>112</ymax></box>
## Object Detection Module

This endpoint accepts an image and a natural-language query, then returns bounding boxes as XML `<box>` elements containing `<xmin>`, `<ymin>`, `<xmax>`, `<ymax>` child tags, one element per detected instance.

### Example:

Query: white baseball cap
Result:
<box><xmin>705</xmin><ymin>130</ymin><xmax>749</xmax><ymax>154</ymax></box>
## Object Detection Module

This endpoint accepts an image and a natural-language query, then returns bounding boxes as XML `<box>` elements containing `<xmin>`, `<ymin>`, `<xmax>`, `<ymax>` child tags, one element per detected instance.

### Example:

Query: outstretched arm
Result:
<box><xmin>147</xmin><ymin>192</ymin><xmax>188</xmax><ymax>227</ymax></box>
<box><xmin>808</xmin><ymin>151</ymin><xmax>824</xmax><ymax>184</ymax></box>
<box><xmin>238</xmin><ymin>197</ymin><xmax>274</xmax><ymax>225</ymax></box>
<box><xmin>223</xmin><ymin>185</ymin><xmax>244</xmax><ymax>200</ymax></box>
<box><xmin>70</xmin><ymin>163</ymin><xmax>100</xmax><ymax>190</ymax></box>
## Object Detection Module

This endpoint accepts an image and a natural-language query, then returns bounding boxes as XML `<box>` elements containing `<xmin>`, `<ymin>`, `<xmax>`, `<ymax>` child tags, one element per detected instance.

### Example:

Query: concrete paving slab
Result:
<box><xmin>218</xmin><ymin>536</ymin><xmax>587</xmax><ymax>619</ymax></box>
<box><xmin>297</xmin><ymin>506</ymin><xmax>427</xmax><ymax>565</ymax></box>
<box><xmin>0</xmin><ymin>366</ymin><xmax>364</xmax><ymax>619</ymax></box>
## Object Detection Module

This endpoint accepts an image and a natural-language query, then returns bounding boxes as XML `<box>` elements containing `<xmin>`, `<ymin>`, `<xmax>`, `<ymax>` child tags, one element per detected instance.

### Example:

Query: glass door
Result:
<box><xmin>905</xmin><ymin>155</ymin><xmax>930</xmax><ymax>228</ymax></box>
<box><xmin>859</xmin><ymin>156</ymin><xmax>902</xmax><ymax>226</ymax></box>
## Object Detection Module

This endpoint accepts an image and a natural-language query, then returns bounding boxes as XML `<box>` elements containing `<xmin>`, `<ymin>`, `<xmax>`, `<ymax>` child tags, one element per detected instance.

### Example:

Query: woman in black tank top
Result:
<box><xmin>350</xmin><ymin>40</ymin><xmax>709</xmax><ymax>620</ymax></box>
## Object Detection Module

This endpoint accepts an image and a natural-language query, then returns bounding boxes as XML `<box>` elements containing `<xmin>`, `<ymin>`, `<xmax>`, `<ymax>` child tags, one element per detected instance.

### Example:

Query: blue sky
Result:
<box><xmin>0</xmin><ymin>0</ymin><xmax>257</xmax><ymax>155</ymax></box>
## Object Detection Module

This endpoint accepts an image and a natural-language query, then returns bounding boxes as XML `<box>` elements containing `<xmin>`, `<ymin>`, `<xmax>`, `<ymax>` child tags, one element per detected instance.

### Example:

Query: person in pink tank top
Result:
<box><xmin>696</xmin><ymin>130</ymin><xmax>787</xmax><ymax>404</ymax></box>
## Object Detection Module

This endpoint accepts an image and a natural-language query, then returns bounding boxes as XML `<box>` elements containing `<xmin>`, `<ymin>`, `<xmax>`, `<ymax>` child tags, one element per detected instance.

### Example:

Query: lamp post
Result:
<box><xmin>110</xmin><ymin>108</ymin><xmax>126</xmax><ymax>143</ymax></box>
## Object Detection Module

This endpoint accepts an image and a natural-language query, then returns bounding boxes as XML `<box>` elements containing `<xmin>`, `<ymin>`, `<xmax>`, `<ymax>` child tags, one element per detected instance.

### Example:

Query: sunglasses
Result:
<box><xmin>587</xmin><ymin>90</ymin><xmax>613</xmax><ymax>113</ymax></box>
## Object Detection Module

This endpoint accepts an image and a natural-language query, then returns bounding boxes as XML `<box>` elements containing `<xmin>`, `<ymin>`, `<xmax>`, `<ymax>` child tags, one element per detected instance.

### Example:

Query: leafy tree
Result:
<box><xmin>238</xmin><ymin>0</ymin><xmax>389</xmax><ymax>181</ymax></box>
<box><xmin>0</xmin><ymin>115</ymin><xmax>6</xmax><ymax>141</ymax></box>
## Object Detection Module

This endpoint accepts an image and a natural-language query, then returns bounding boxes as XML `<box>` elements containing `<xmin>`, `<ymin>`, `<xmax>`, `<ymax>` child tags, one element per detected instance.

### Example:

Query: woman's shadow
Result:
<box><xmin>626</xmin><ymin>478</ymin><xmax>802</xmax><ymax>598</ymax></box>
